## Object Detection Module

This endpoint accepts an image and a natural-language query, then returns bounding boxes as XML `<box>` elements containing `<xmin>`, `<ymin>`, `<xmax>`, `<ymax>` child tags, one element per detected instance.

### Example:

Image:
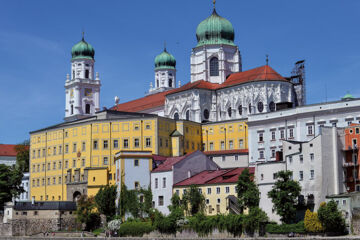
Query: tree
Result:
<box><xmin>15</xmin><ymin>140</ymin><xmax>29</xmax><ymax>173</ymax></box>
<box><xmin>268</xmin><ymin>170</ymin><xmax>301</xmax><ymax>224</ymax></box>
<box><xmin>75</xmin><ymin>195</ymin><xmax>100</xmax><ymax>231</ymax></box>
<box><xmin>243</xmin><ymin>207</ymin><xmax>268</xmax><ymax>235</ymax></box>
<box><xmin>236</xmin><ymin>168</ymin><xmax>260</xmax><ymax>213</ymax></box>
<box><xmin>304</xmin><ymin>209</ymin><xmax>323</xmax><ymax>233</ymax></box>
<box><xmin>181</xmin><ymin>185</ymin><xmax>205</xmax><ymax>216</ymax></box>
<box><xmin>318</xmin><ymin>201</ymin><xmax>346</xmax><ymax>234</ymax></box>
<box><xmin>0</xmin><ymin>164</ymin><xmax>24</xmax><ymax>209</ymax></box>
<box><xmin>94</xmin><ymin>184</ymin><xmax>117</xmax><ymax>221</ymax></box>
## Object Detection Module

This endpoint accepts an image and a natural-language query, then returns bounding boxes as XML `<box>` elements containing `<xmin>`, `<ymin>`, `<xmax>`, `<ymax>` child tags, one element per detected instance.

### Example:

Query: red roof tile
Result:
<box><xmin>166</xmin><ymin>80</ymin><xmax>221</xmax><ymax>96</ymax></box>
<box><xmin>204</xmin><ymin>149</ymin><xmax>248</xmax><ymax>155</ymax></box>
<box><xmin>174</xmin><ymin>167</ymin><xmax>254</xmax><ymax>186</ymax></box>
<box><xmin>111</xmin><ymin>89</ymin><xmax>177</xmax><ymax>113</ymax></box>
<box><xmin>0</xmin><ymin>144</ymin><xmax>17</xmax><ymax>157</ymax></box>
<box><xmin>223</xmin><ymin>65</ymin><xmax>287</xmax><ymax>87</ymax></box>
<box><xmin>151</xmin><ymin>151</ymin><xmax>198</xmax><ymax>172</ymax></box>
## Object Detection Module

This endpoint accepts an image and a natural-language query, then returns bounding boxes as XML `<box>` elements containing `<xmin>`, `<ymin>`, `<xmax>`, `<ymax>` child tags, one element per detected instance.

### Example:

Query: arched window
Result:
<box><xmin>186</xmin><ymin>110</ymin><xmax>190</xmax><ymax>121</ymax></box>
<box><xmin>85</xmin><ymin>69</ymin><xmax>89</xmax><ymax>79</ymax></box>
<box><xmin>156</xmin><ymin>79</ymin><xmax>159</xmax><ymax>87</ymax></box>
<box><xmin>71</xmin><ymin>105</ymin><xmax>74</xmax><ymax>115</ymax></box>
<box><xmin>174</xmin><ymin>112</ymin><xmax>179</xmax><ymax>120</ymax></box>
<box><xmin>248</xmin><ymin>103</ymin><xmax>252</xmax><ymax>114</ymax></box>
<box><xmin>85</xmin><ymin>104</ymin><xmax>90</xmax><ymax>114</ymax></box>
<box><xmin>238</xmin><ymin>105</ymin><xmax>243</xmax><ymax>116</ymax></box>
<box><xmin>257</xmin><ymin>102</ymin><xmax>264</xmax><ymax>113</ymax></box>
<box><xmin>203</xmin><ymin>109</ymin><xmax>209</xmax><ymax>120</ymax></box>
<box><xmin>210</xmin><ymin>57</ymin><xmax>219</xmax><ymax>76</ymax></box>
<box><xmin>72</xmin><ymin>71</ymin><xmax>75</xmax><ymax>80</ymax></box>
<box><xmin>169</xmin><ymin>79</ymin><xmax>173</xmax><ymax>88</ymax></box>
<box><xmin>269</xmin><ymin>101</ymin><xmax>276</xmax><ymax>112</ymax></box>
<box><xmin>227</xmin><ymin>107</ymin><xmax>232</xmax><ymax>118</ymax></box>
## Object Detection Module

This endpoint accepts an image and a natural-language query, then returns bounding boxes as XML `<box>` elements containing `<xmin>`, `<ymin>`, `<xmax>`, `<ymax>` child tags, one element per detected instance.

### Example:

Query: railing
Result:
<box><xmin>343</xmin><ymin>162</ymin><xmax>359</xmax><ymax>167</ymax></box>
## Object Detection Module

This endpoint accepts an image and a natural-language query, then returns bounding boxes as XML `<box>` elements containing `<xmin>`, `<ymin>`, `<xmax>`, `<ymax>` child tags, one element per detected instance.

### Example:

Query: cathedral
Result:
<box><xmin>64</xmin><ymin>4</ymin><xmax>305</xmax><ymax>123</ymax></box>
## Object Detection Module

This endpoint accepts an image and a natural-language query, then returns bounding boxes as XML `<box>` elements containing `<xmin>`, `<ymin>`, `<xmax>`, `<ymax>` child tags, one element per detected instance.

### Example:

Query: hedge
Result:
<box><xmin>118</xmin><ymin>221</ymin><xmax>154</xmax><ymax>237</ymax></box>
<box><xmin>265</xmin><ymin>221</ymin><xmax>305</xmax><ymax>234</ymax></box>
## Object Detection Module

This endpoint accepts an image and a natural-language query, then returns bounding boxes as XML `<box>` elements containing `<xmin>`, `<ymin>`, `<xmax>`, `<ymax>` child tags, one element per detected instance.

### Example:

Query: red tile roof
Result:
<box><xmin>111</xmin><ymin>65</ymin><xmax>287</xmax><ymax>113</ymax></box>
<box><xmin>0</xmin><ymin>144</ymin><xmax>17</xmax><ymax>157</ymax></box>
<box><xmin>174</xmin><ymin>167</ymin><xmax>255</xmax><ymax>186</ymax></box>
<box><xmin>111</xmin><ymin>89</ymin><xmax>176</xmax><ymax>113</ymax></box>
<box><xmin>151</xmin><ymin>151</ymin><xmax>198</xmax><ymax>173</ymax></box>
<box><xmin>223</xmin><ymin>65</ymin><xmax>287</xmax><ymax>88</ymax></box>
<box><xmin>204</xmin><ymin>149</ymin><xmax>249</xmax><ymax>155</ymax></box>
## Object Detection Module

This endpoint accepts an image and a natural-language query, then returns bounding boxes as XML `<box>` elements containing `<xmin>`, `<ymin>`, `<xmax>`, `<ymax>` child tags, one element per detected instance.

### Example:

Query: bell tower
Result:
<box><xmin>65</xmin><ymin>34</ymin><xmax>101</xmax><ymax>121</ymax></box>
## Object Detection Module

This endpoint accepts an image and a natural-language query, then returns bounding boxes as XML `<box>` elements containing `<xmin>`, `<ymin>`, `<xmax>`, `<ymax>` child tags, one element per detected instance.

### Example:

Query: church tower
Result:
<box><xmin>190</xmin><ymin>3</ymin><xmax>241</xmax><ymax>84</ymax></box>
<box><xmin>65</xmin><ymin>35</ymin><xmax>101</xmax><ymax>121</ymax></box>
<box><xmin>148</xmin><ymin>47</ymin><xmax>176</xmax><ymax>95</ymax></box>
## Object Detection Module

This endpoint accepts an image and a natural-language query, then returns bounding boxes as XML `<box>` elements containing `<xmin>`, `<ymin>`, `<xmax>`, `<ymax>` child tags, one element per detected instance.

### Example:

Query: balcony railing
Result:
<box><xmin>343</xmin><ymin>162</ymin><xmax>359</xmax><ymax>167</ymax></box>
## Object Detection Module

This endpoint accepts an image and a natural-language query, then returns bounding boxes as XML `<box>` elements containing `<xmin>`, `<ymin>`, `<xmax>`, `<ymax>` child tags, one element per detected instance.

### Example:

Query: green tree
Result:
<box><xmin>94</xmin><ymin>184</ymin><xmax>117</xmax><ymax>221</ymax></box>
<box><xmin>0</xmin><ymin>164</ymin><xmax>24</xmax><ymax>209</ymax></box>
<box><xmin>318</xmin><ymin>201</ymin><xmax>346</xmax><ymax>234</ymax></box>
<box><xmin>15</xmin><ymin>140</ymin><xmax>29</xmax><ymax>173</ymax></box>
<box><xmin>182</xmin><ymin>185</ymin><xmax>205</xmax><ymax>216</ymax></box>
<box><xmin>243</xmin><ymin>207</ymin><xmax>268</xmax><ymax>235</ymax></box>
<box><xmin>236</xmin><ymin>168</ymin><xmax>260</xmax><ymax>213</ymax></box>
<box><xmin>118</xmin><ymin>185</ymin><xmax>153</xmax><ymax>219</ymax></box>
<box><xmin>75</xmin><ymin>195</ymin><xmax>100</xmax><ymax>231</ymax></box>
<box><xmin>268</xmin><ymin>170</ymin><xmax>301</xmax><ymax>224</ymax></box>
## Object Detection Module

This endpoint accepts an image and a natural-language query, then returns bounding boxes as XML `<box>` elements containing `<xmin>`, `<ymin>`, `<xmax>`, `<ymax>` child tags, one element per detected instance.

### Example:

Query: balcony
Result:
<box><xmin>343</xmin><ymin>162</ymin><xmax>359</xmax><ymax>168</ymax></box>
<box><xmin>343</xmin><ymin>145</ymin><xmax>358</xmax><ymax>151</ymax></box>
<box><xmin>344</xmin><ymin>177</ymin><xmax>360</xmax><ymax>183</ymax></box>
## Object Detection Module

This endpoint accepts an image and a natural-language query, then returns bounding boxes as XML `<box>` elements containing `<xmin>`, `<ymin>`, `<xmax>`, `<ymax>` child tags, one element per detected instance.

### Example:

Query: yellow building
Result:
<box><xmin>173</xmin><ymin>167</ymin><xmax>254</xmax><ymax>215</ymax></box>
<box><xmin>29</xmin><ymin>110</ymin><xmax>204</xmax><ymax>202</ymax></box>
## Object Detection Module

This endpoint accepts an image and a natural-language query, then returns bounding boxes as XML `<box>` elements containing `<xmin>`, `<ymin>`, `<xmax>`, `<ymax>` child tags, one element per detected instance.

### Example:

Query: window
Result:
<box><xmin>271</xmin><ymin>149</ymin><xmax>276</xmax><ymax>158</ymax></box>
<box><xmin>113</xmin><ymin>140</ymin><xmax>118</xmax><ymax>148</ymax></box>
<box><xmin>343</xmin><ymin>199</ymin><xmax>347</xmax><ymax>205</ymax></box>
<box><xmin>259</xmin><ymin>150</ymin><xmax>264</xmax><ymax>159</ymax></box>
<box><xmin>155</xmin><ymin>178</ymin><xmax>158</xmax><ymax>189</ymax></box>
<box><xmin>209</xmin><ymin>142</ymin><xmax>214</xmax><ymax>150</ymax></box>
<box><xmin>43</xmin><ymin>148</ymin><xmax>46</xmax><ymax>157</ymax></box>
<box><xmin>65</xmin><ymin>144</ymin><xmax>69</xmax><ymax>153</ymax></box>
<box><xmin>207</xmin><ymin>188</ymin><xmax>211</xmax><ymax>194</ymax></box>
<box><xmin>248</xmin><ymin>103</ymin><xmax>252</xmax><ymax>114</ymax></box>
<box><xmin>288</xmin><ymin>156</ymin><xmax>293</xmax><ymax>163</ymax></box>
<box><xmin>165</xmin><ymin>139</ymin><xmax>168</xmax><ymax>147</ymax></box>
<box><xmin>47</xmin><ymin>178</ymin><xmax>50</xmax><ymax>185</ymax></box>
<box><xmin>222</xmin><ymin>156</ymin><xmax>225</xmax><ymax>162</ymax></box>
<box><xmin>271</xmin><ymin>131</ymin><xmax>276</xmax><ymax>140</ymax></box>
<box><xmin>299</xmin><ymin>171</ymin><xmax>303</xmax><ymax>181</ymax></box>
<box><xmin>103</xmin><ymin>140</ymin><xmax>108</xmax><ymax>149</ymax></box>
<box><xmin>257</xmin><ymin>102</ymin><xmax>264</xmax><ymax>112</ymax></box>
<box><xmin>307</xmin><ymin>125</ymin><xmax>314</xmax><ymax>135</ymax></box>
<box><xmin>220</xmin><ymin>141</ymin><xmax>225</xmax><ymax>150</ymax></box>
<box><xmin>134</xmin><ymin>181</ymin><xmax>139</xmax><ymax>189</ymax></box>
<box><xmin>216</xmin><ymin>187</ymin><xmax>220</xmax><ymax>194</ymax></box>
<box><xmin>123</xmin><ymin>139</ymin><xmax>129</xmax><ymax>148</ymax></box>
<box><xmin>53</xmin><ymin>177</ymin><xmax>56</xmax><ymax>184</ymax></box>
<box><xmin>73</xmin><ymin>159</ymin><xmax>76</xmax><ymax>168</ymax></box>
<box><xmin>158</xmin><ymin>196</ymin><xmax>164</xmax><ymax>206</ymax></box>
<box><xmin>289</xmin><ymin>129</ymin><xmax>294</xmax><ymax>138</ymax></box>
<box><xmin>239</xmin><ymin>139</ymin><xmax>244</xmax><ymax>148</ymax></box>
<box><xmin>134</xmin><ymin>159</ymin><xmax>139</xmax><ymax>166</ymax></box>
<box><xmin>145</xmin><ymin>138</ymin><xmax>151</xmax><ymax>147</ymax></box>
<box><xmin>203</xmin><ymin>109</ymin><xmax>209</xmax><ymax>119</ymax></box>
<box><xmin>300</xmin><ymin>155</ymin><xmax>303</xmax><ymax>163</ymax></box>
<box><xmin>280</xmin><ymin>130</ymin><xmax>285</xmax><ymax>139</ymax></box>
<box><xmin>85</xmin><ymin>104</ymin><xmax>90</xmax><ymax>114</ymax></box>
<box><xmin>145</xmin><ymin>123</ymin><xmax>151</xmax><ymax>129</ymax></box>
<box><xmin>235</xmin><ymin>155</ymin><xmax>239</xmax><ymax>161</ymax></box>
<box><xmin>261</xmin><ymin>174</ymin><xmax>264</xmax><ymax>180</ymax></box>
<box><xmin>310</xmin><ymin>153</ymin><xmax>314</xmax><ymax>161</ymax></box>
<box><xmin>206</xmin><ymin>199</ymin><xmax>210</xmax><ymax>204</ymax></box>
<box><xmin>176</xmin><ymin>190</ymin><xmax>179</xmax><ymax>195</ymax></box>
<box><xmin>53</xmin><ymin>162</ymin><xmax>56</xmax><ymax>170</ymax></box>
<box><xmin>71</xmin><ymin>105</ymin><xmax>74</xmax><ymax>115</ymax></box>
<box><xmin>238</xmin><ymin>105</ymin><xmax>243</xmax><ymax>116</ymax></box>
<box><xmin>82</xmin><ymin>142</ymin><xmax>86</xmax><ymax>151</ymax></box>
<box><xmin>174</xmin><ymin>112</ymin><xmax>179</xmax><ymax>120</ymax></box>
<box><xmin>269</xmin><ymin>101</ymin><xmax>276</xmax><ymax>112</ymax></box>
<box><xmin>59</xmin><ymin>145</ymin><xmax>62</xmax><ymax>154</ymax></box>
<box><xmin>186</xmin><ymin>110</ymin><xmax>190</xmax><ymax>121</ymax></box>
<box><xmin>227</xmin><ymin>107</ymin><xmax>232</xmax><ymax>118</ymax></box>
<box><xmin>65</xmin><ymin>160</ymin><xmax>68</xmax><ymax>168</ymax></box>
<box><xmin>258</xmin><ymin>133</ymin><xmax>264</xmax><ymax>142</ymax></box>
<box><xmin>229</xmin><ymin>140</ymin><xmax>233</xmax><ymax>149</ymax></box>
<box><xmin>225</xmin><ymin>186</ymin><xmax>230</xmax><ymax>193</ymax></box>
<box><xmin>93</xmin><ymin>140</ymin><xmax>98</xmax><ymax>149</ymax></box>
<box><xmin>85</xmin><ymin>69</ymin><xmax>89</xmax><ymax>79</ymax></box>
<box><xmin>103</xmin><ymin>157</ymin><xmax>108</xmax><ymax>165</ymax></box>
<box><xmin>209</xmin><ymin>57</ymin><xmax>219</xmax><ymax>76</ymax></box>
<box><xmin>134</xmin><ymin>138</ymin><xmax>140</xmax><ymax>148</ymax></box>
<box><xmin>357</xmin><ymin>128</ymin><xmax>360</xmax><ymax>134</ymax></box>
<box><xmin>192</xmin><ymin>142</ymin><xmax>194</xmax><ymax>150</ymax></box>
<box><xmin>82</xmin><ymin>158</ymin><xmax>85</xmax><ymax>167</ymax></box>
<box><xmin>162</xmin><ymin>177</ymin><xmax>166</xmax><ymax>188</ymax></box>
<box><xmin>310</xmin><ymin>170</ymin><xmax>315</xmax><ymax>179</ymax></box>
<box><xmin>47</xmin><ymin>163</ymin><xmax>51</xmax><ymax>170</ymax></box>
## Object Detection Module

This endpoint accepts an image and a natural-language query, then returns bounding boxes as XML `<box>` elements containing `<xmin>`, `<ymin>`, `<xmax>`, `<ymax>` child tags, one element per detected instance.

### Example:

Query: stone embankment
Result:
<box><xmin>2</xmin><ymin>237</ymin><xmax>360</xmax><ymax>240</ymax></box>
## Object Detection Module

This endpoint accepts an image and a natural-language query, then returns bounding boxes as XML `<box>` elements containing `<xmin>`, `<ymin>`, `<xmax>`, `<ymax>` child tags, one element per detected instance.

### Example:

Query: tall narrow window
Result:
<box><xmin>71</xmin><ymin>105</ymin><xmax>74</xmax><ymax>115</ymax></box>
<box><xmin>85</xmin><ymin>69</ymin><xmax>89</xmax><ymax>79</ymax></box>
<box><xmin>72</xmin><ymin>70</ymin><xmax>75</xmax><ymax>79</ymax></box>
<box><xmin>209</xmin><ymin>57</ymin><xmax>219</xmax><ymax>76</ymax></box>
<box><xmin>85</xmin><ymin>104</ymin><xmax>90</xmax><ymax>114</ymax></box>
<box><xmin>186</xmin><ymin>110</ymin><xmax>190</xmax><ymax>121</ymax></box>
<box><xmin>174</xmin><ymin>112</ymin><xmax>179</xmax><ymax>120</ymax></box>
<box><xmin>169</xmin><ymin>79</ymin><xmax>172</xmax><ymax>87</ymax></box>
<box><xmin>238</xmin><ymin>105</ymin><xmax>243</xmax><ymax>116</ymax></box>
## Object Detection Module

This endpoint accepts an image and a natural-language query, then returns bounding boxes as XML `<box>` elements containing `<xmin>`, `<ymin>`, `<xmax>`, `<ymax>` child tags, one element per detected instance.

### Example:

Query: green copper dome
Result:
<box><xmin>154</xmin><ymin>48</ymin><xmax>176</xmax><ymax>70</ymax></box>
<box><xmin>342</xmin><ymin>93</ymin><xmax>355</xmax><ymax>100</ymax></box>
<box><xmin>196</xmin><ymin>8</ymin><xmax>235</xmax><ymax>47</ymax></box>
<box><xmin>71</xmin><ymin>37</ymin><xmax>95</xmax><ymax>61</ymax></box>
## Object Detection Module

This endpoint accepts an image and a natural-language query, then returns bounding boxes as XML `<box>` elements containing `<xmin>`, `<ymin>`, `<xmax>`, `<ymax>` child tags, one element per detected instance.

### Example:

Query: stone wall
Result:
<box><xmin>352</xmin><ymin>208</ymin><xmax>360</xmax><ymax>235</ymax></box>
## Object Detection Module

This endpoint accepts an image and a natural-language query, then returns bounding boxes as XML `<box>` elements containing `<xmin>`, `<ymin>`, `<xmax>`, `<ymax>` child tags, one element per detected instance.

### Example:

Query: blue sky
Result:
<box><xmin>1</xmin><ymin>0</ymin><xmax>360</xmax><ymax>144</ymax></box>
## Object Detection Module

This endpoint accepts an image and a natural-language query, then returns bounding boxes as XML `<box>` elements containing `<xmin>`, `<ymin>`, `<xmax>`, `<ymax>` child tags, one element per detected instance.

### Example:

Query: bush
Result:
<box><xmin>243</xmin><ymin>207</ymin><xmax>268</xmax><ymax>235</ymax></box>
<box><xmin>85</xmin><ymin>213</ymin><xmax>101</xmax><ymax>231</ymax></box>
<box><xmin>107</xmin><ymin>219</ymin><xmax>122</xmax><ymax>231</ymax></box>
<box><xmin>225</xmin><ymin>214</ymin><xmax>243</xmax><ymax>237</ymax></box>
<box><xmin>266</xmin><ymin>221</ymin><xmax>305</xmax><ymax>234</ymax></box>
<box><xmin>118</xmin><ymin>221</ymin><xmax>154</xmax><ymax>237</ymax></box>
<box><xmin>304</xmin><ymin>209</ymin><xmax>323</xmax><ymax>233</ymax></box>
<box><xmin>318</xmin><ymin>200</ymin><xmax>346</xmax><ymax>234</ymax></box>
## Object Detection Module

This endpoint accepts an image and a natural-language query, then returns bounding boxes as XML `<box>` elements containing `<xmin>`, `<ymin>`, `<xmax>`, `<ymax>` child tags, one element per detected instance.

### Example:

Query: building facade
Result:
<box><xmin>0</xmin><ymin>144</ymin><xmax>17</xmax><ymax>167</ymax></box>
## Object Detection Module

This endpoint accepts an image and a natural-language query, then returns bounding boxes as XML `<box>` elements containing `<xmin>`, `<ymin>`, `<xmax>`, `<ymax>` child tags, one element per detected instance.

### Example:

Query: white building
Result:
<box><xmin>65</xmin><ymin>35</ymin><xmax>101</xmax><ymax>121</ymax></box>
<box><xmin>151</xmin><ymin>151</ymin><xmax>218</xmax><ymax>215</ymax></box>
<box><xmin>256</xmin><ymin>126</ymin><xmax>346</xmax><ymax>222</ymax></box>
<box><xmin>16</xmin><ymin>172</ymin><xmax>30</xmax><ymax>202</ymax></box>
<box><xmin>248</xmin><ymin>97</ymin><xmax>360</xmax><ymax>164</ymax></box>
<box><xmin>0</xmin><ymin>144</ymin><xmax>17</xmax><ymax>167</ymax></box>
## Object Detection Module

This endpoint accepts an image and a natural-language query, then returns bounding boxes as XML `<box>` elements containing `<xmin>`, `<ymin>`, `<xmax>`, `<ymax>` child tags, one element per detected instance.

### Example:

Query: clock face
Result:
<box><xmin>70</xmin><ymin>89</ymin><xmax>74</xmax><ymax>98</ymax></box>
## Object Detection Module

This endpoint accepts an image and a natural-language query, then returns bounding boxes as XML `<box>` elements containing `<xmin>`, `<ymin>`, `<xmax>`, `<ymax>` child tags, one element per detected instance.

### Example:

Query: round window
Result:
<box><xmin>203</xmin><ymin>109</ymin><xmax>209</xmax><ymax>119</ymax></box>
<box><xmin>227</xmin><ymin>107</ymin><xmax>232</xmax><ymax>117</ymax></box>
<box><xmin>257</xmin><ymin>102</ymin><xmax>264</xmax><ymax>113</ymax></box>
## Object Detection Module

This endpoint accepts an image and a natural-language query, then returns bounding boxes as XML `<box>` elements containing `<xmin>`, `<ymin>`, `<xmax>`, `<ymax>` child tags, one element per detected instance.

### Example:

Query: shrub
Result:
<box><xmin>118</xmin><ymin>221</ymin><xmax>154</xmax><ymax>237</ymax></box>
<box><xmin>266</xmin><ymin>221</ymin><xmax>305</xmax><ymax>234</ymax></box>
<box><xmin>225</xmin><ymin>214</ymin><xmax>243</xmax><ymax>237</ymax></box>
<box><xmin>304</xmin><ymin>209</ymin><xmax>323</xmax><ymax>233</ymax></box>
<box><xmin>107</xmin><ymin>219</ymin><xmax>122</xmax><ymax>231</ymax></box>
<box><xmin>318</xmin><ymin>200</ymin><xmax>346</xmax><ymax>234</ymax></box>
<box><xmin>86</xmin><ymin>213</ymin><xmax>101</xmax><ymax>231</ymax></box>
<box><xmin>243</xmin><ymin>207</ymin><xmax>268</xmax><ymax>235</ymax></box>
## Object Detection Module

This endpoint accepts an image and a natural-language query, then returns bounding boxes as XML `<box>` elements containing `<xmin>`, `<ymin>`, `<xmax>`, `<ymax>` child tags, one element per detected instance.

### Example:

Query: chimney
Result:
<box><xmin>31</xmin><ymin>196</ymin><xmax>35</xmax><ymax>205</ymax></box>
<box><xmin>187</xmin><ymin>170</ymin><xmax>191</xmax><ymax>178</ymax></box>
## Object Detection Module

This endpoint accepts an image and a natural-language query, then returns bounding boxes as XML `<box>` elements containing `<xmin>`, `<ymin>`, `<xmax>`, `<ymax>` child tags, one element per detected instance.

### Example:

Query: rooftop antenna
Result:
<box><xmin>266</xmin><ymin>54</ymin><xmax>269</xmax><ymax>66</ymax></box>
<box><xmin>82</xmin><ymin>28</ymin><xmax>85</xmax><ymax>40</ymax></box>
